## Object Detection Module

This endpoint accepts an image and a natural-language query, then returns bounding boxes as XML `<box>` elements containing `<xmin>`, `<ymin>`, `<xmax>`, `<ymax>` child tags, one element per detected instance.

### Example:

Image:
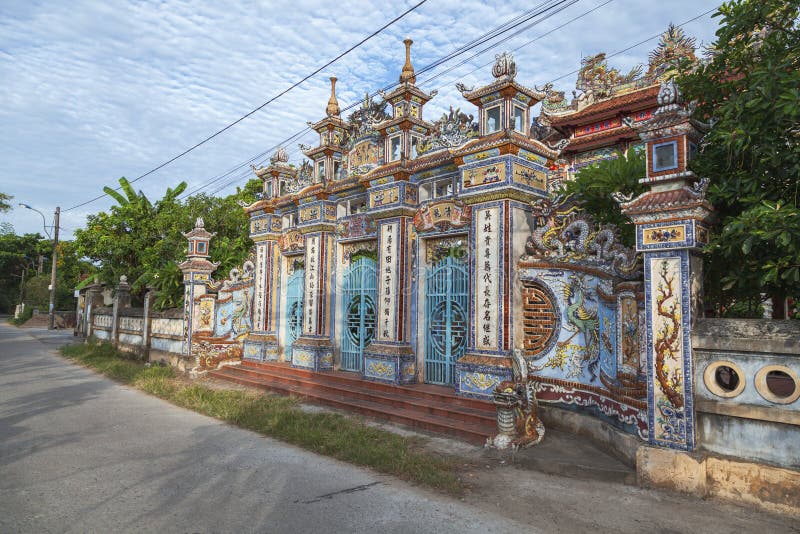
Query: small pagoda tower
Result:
<box><xmin>617</xmin><ymin>78</ymin><xmax>713</xmax><ymax>452</ymax></box>
<box><xmin>179</xmin><ymin>217</ymin><xmax>219</xmax><ymax>355</ymax></box>
<box><xmin>457</xmin><ymin>52</ymin><xmax>546</xmax><ymax>137</ymax></box>
<box><xmin>302</xmin><ymin>77</ymin><xmax>348</xmax><ymax>184</ymax></box>
<box><xmin>374</xmin><ymin>39</ymin><xmax>436</xmax><ymax>177</ymax></box>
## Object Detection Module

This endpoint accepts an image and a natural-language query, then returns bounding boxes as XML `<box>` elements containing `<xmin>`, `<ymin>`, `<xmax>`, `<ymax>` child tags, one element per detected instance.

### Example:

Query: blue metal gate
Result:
<box><xmin>340</xmin><ymin>257</ymin><xmax>377</xmax><ymax>372</ymax></box>
<box><xmin>425</xmin><ymin>256</ymin><xmax>469</xmax><ymax>385</ymax></box>
<box><xmin>284</xmin><ymin>268</ymin><xmax>304</xmax><ymax>360</ymax></box>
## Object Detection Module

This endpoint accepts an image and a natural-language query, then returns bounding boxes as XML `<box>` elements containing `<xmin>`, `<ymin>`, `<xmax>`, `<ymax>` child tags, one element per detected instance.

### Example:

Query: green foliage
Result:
<box><xmin>8</xmin><ymin>306</ymin><xmax>33</xmax><ymax>325</ymax></box>
<box><xmin>61</xmin><ymin>341</ymin><xmax>464</xmax><ymax>495</ymax></box>
<box><xmin>558</xmin><ymin>150</ymin><xmax>647</xmax><ymax>248</ymax></box>
<box><xmin>75</xmin><ymin>177</ymin><xmax>259</xmax><ymax>309</ymax></box>
<box><xmin>678</xmin><ymin>0</ymin><xmax>800</xmax><ymax>314</ymax></box>
<box><xmin>0</xmin><ymin>192</ymin><xmax>12</xmax><ymax>213</ymax></box>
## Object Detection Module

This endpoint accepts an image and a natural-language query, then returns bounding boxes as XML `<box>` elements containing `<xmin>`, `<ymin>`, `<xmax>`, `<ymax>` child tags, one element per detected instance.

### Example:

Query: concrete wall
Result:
<box><xmin>692</xmin><ymin>319</ymin><xmax>800</xmax><ymax>469</ymax></box>
<box><xmin>89</xmin><ymin>304</ymin><xmax>185</xmax><ymax>363</ymax></box>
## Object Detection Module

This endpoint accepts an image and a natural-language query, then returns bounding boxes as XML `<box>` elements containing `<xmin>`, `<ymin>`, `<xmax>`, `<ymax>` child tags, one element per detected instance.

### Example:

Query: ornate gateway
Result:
<box><xmin>425</xmin><ymin>255</ymin><xmax>469</xmax><ymax>385</ymax></box>
<box><xmin>340</xmin><ymin>257</ymin><xmax>377</xmax><ymax>372</ymax></box>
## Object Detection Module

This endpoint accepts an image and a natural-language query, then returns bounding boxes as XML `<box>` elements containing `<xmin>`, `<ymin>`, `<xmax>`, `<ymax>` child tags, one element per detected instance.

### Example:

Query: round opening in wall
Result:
<box><xmin>755</xmin><ymin>365</ymin><xmax>800</xmax><ymax>405</ymax></box>
<box><xmin>766</xmin><ymin>370</ymin><xmax>796</xmax><ymax>398</ymax></box>
<box><xmin>714</xmin><ymin>365</ymin><xmax>740</xmax><ymax>392</ymax></box>
<box><xmin>703</xmin><ymin>360</ymin><xmax>745</xmax><ymax>398</ymax></box>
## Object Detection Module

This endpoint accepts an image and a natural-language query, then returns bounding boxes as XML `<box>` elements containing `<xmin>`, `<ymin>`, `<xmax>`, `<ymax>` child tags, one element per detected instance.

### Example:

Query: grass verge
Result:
<box><xmin>60</xmin><ymin>340</ymin><xmax>464</xmax><ymax>495</ymax></box>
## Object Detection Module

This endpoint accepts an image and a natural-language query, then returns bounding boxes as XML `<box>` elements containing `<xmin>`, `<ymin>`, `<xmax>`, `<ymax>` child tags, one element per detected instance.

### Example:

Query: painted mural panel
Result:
<box><xmin>512</xmin><ymin>162</ymin><xmax>547</xmax><ymax>190</ymax></box>
<box><xmin>214</xmin><ymin>299</ymin><xmax>233</xmax><ymax>338</ymax></box>
<box><xmin>463</xmin><ymin>162</ymin><xmax>505</xmax><ymax>188</ymax></box>
<box><xmin>648</xmin><ymin>255</ymin><xmax>688</xmax><ymax>448</ymax></box>
<box><xmin>231</xmin><ymin>285</ymin><xmax>253</xmax><ymax>338</ymax></box>
<box><xmin>598</xmin><ymin>302</ymin><xmax>617</xmax><ymax>379</ymax></box>
<box><xmin>475</xmin><ymin>206</ymin><xmax>501</xmax><ymax>350</ymax></box>
<box><xmin>525</xmin><ymin>270</ymin><xmax>605</xmax><ymax>385</ymax></box>
<box><xmin>618</xmin><ymin>294</ymin><xmax>642</xmax><ymax>375</ymax></box>
<box><xmin>378</xmin><ymin>222</ymin><xmax>399</xmax><ymax>341</ymax></box>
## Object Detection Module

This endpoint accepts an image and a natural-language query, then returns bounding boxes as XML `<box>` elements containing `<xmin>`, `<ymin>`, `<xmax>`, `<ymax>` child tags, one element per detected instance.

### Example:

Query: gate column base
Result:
<box><xmin>243</xmin><ymin>333</ymin><xmax>279</xmax><ymax>362</ymax></box>
<box><xmin>456</xmin><ymin>353</ymin><xmax>513</xmax><ymax>400</ymax></box>
<box><xmin>291</xmin><ymin>337</ymin><xmax>334</xmax><ymax>371</ymax></box>
<box><xmin>363</xmin><ymin>343</ymin><xmax>416</xmax><ymax>385</ymax></box>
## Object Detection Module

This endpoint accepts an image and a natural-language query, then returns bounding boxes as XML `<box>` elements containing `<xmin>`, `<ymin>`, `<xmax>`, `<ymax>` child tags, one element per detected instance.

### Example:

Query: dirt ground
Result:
<box><xmin>198</xmin><ymin>374</ymin><xmax>799</xmax><ymax>534</ymax></box>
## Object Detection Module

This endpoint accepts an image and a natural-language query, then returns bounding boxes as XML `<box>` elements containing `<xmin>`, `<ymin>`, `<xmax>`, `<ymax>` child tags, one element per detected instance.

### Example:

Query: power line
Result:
<box><xmin>182</xmin><ymin>0</ymin><xmax>580</xmax><ymax>197</ymax></box>
<box><xmin>233</xmin><ymin>3</ymin><xmax>719</xmax><ymax>197</ymax></box>
<box><xmin>63</xmin><ymin>0</ymin><xmax>429</xmax><ymax>212</ymax></box>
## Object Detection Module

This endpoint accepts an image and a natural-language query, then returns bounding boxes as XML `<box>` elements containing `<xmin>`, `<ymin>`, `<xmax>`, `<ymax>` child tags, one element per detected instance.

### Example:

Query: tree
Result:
<box><xmin>678</xmin><ymin>0</ymin><xmax>800</xmax><ymax>316</ymax></box>
<box><xmin>75</xmin><ymin>177</ymin><xmax>260</xmax><ymax>309</ymax></box>
<box><xmin>0</xmin><ymin>192</ymin><xmax>12</xmax><ymax>213</ymax></box>
<box><xmin>558</xmin><ymin>150</ymin><xmax>646</xmax><ymax>248</ymax></box>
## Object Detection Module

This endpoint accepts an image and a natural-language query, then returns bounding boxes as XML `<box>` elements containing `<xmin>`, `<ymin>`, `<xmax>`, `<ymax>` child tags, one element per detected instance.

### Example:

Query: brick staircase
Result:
<box><xmin>209</xmin><ymin>360</ymin><xmax>497</xmax><ymax>444</ymax></box>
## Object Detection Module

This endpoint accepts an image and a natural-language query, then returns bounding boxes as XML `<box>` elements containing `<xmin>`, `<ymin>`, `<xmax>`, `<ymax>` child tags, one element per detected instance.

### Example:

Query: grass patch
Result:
<box><xmin>61</xmin><ymin>340</ymin><xmax>464</xmax><ymax>495</ymax></box>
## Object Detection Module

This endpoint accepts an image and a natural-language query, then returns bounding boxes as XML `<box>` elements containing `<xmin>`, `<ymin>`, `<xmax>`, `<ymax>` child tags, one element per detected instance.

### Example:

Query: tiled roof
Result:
<box><xmin>621</xmin><ymin>186</ymin><xmax>711</xmax><ymax>215</ymax></box>
<box><xmin>548</xmin><ymin>85</ymin><xmax>660</xmax><ymax>126</ymax></box>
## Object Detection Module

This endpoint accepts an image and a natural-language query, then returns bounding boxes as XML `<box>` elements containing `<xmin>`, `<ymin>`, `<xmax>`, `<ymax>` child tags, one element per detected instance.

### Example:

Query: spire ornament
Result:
<box><xmin>326</xmin><ymin>76</ymin><xmax>340</xmax><ymax>117</ymax></box>
<box><xmin>399</xmin><ymin>38</ymin><xmax>416</xmax><ymax>84</ymax></box>
<box><xmin>492</xmin><ymin>52</ymin><xmax>517</xmax><ymax>80</ymax></box>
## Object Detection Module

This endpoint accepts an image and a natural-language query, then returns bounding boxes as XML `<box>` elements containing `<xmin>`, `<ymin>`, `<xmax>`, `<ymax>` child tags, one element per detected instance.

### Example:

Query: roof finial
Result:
<box><xmin>326</xmin><ymin>76</ymin><xmax>340</xmax><ymax>117</ymax></box>
<box><xmin>400</xmin><ymin>38</ymin><xmax>416</xmax><ymax>84</ymax></box>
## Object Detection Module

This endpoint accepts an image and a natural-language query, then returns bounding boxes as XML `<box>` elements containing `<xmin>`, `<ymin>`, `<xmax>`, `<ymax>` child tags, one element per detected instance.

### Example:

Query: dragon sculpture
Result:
<box><xmin>576</xmin><ymin>53</ymin><xmax>642</xmax><ymax>99</ymax></box>
<box><xmin>524</xmin><ymin>194</ymin><xmax>639</xmax><ymax>279</ymax></box>
<box><xmin>486</xmin><ymin>348</ymin><xmax>545</xmax><ymax>450</ymax></box>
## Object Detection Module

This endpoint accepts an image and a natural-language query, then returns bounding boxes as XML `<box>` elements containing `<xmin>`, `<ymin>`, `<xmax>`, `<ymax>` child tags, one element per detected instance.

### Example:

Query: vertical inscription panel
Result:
<box><xmin>304</xmin><ymin>235</ymin><xmax>319</xmax><ymax>335</ymax></box>
<box><xmin>254</xmin><ymin>243</ymin><xmax>267</xmax><ymax>331</ymax></box>
<box><xmin>378</xmin><ymin>222</ymin><xmax>399</xmax><ymax>341</ymax></box>
<box><xmin>475</xmin><ymin>206</ymin><xmax>501</xmax><ymax>350</ymax></box>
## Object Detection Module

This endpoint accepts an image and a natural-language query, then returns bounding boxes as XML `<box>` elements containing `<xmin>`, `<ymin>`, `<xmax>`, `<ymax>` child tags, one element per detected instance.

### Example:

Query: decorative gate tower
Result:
<box><xmin>290</xmin><ymin>77</ymin><xmax>345</xmax><ymax>371</ymax></box>
<box><xmin>362</xmin><ymin>39</ymin><xmax>434</xmax><ymax>384</ymax></box>
<box><xmin>178</xmin><ymin>218</ymin><xmax>219</xmax><ymax>356</ymax></box>
<box><xmin>617</xmin><ymin>79</ymin><xmax>712</xmax><ymax>451</ymax></box>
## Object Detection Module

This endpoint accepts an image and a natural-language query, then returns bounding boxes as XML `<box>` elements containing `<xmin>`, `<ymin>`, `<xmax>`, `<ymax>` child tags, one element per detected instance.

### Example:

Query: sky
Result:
<box><xmin>0</xmin><ymin>0</ymin><xmax>724</xmax><ymax>238</ymax></box>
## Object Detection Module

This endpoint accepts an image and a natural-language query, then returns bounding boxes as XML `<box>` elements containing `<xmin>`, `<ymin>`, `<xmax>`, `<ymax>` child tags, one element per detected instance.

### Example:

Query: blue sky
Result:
<box><xmin>0</xmin><ymin>0</ymin><xmax>723</xmax><ymax>238</ymax></box>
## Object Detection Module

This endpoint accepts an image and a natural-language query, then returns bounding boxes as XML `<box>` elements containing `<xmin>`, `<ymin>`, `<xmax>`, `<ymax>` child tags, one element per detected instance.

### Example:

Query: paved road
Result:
<box><xmin>0</xmin><ymin>324</ymin><xmax>531</xmax><ymax>533</ymax></box>
<box><xmin>2</xmin><ymin>324</ymin><xmax>798</xmax><ymax>534</ymax></box>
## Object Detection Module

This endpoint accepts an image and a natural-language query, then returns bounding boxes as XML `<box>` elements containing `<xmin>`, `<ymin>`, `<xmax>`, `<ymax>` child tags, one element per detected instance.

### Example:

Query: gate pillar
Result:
<box><xmin>178</xmin><ymin>218</ymin><xmax>219</xmax><ymax>357</ymax></box>
<box><xmin>291</xmin><ymin>199</ymin><xmax>338</xmax><ymax>371</ymax></box>
<box><xmin>617</xmin><ymin>79</ymin><xmax>712</xmax><ymax>451</ymax></box>
<box><xmin>242</xmin><ymin>203</ymin><xmax>283</xmax><ymax>362</ymax></box>
<box><xmin>455</xmin><ymin>200</ymin><xmax>516</xmax><ymax>398</ymax></box>
<box><xmin>362</xmin><ymin>216</ymin><xmax>417</xmax><ymax>384</ymax></box>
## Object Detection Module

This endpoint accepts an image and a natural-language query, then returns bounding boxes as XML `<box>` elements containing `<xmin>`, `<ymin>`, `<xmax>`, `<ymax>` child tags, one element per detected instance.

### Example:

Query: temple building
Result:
<box><xmin>184</xmin><ymin>26</ymin><xmax>701</xmax><ymax>440</ymax></box>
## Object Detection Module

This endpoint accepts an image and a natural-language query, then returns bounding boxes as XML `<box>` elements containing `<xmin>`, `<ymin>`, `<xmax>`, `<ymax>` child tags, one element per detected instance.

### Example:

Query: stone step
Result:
<box><xmin>210</xmin><ymin>366</ymin><xmax>497</xmax><ymax>444</ymax></box>
<box><xmin>229</xmin><ymin>363</ymin><xmax>496</xmax><ymax>426</ymax></box>
<box><xmin>241</xmin><ymin>359</ymin><xmax>494</xmax><ymax>412</ymax></box>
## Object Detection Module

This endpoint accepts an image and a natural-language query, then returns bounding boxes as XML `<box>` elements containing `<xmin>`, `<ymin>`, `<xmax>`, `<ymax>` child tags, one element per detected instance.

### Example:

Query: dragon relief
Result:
<box><xmin>486</xmin><ymin>349</ymin><xmax>545</xmax><ymax>450</ymax></box>
<box><xmin>416</xmin><ymin>107</ymin><xmax>478</xmax><ymax>155</ymax></box>
<box><xmin>524</xmin><ymin>195</ymin><xmax>640</xmax><ymax>279</ymax></box>
<box><xmin>577</xmin><ymin>53</ymin><xmax>642</xmax><ymax>100</ymax></box>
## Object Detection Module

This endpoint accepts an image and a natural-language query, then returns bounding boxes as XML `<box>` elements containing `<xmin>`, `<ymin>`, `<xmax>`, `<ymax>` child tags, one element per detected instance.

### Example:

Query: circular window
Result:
<box><xmin>755</xmin><ymin>365</ymin><xmax>800</xmax><ymax>404</ymax></box>
<box><xmin>703</xmin><ymin>361</ymin><xmax>746</xmax><ymax>398</ymax></box>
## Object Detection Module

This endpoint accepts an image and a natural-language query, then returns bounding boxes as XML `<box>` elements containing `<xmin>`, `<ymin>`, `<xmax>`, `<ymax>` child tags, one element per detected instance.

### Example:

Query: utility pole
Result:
<box><xmin>48</xmin><ymin>207</ymin><xmax>60</xmax><ymax>330</ymax></box>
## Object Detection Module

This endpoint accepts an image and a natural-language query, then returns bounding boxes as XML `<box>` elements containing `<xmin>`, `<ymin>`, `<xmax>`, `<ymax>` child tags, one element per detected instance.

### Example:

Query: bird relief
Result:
<box><xmin>529</xmin><ymin>272</ymin><xmax>601</xmax><ymax>383</ymax></box>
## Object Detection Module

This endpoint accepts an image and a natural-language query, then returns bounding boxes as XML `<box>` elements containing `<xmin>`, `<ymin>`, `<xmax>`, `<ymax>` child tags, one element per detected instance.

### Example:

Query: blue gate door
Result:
<box><xmin>284</xmin><ymin>268</ymin><xmax>304</xmax><ymax>360</ymax></box>
<box><xmin>340</xmin><ymin>257</ymin><xmax>377</xmax><ymax>372</ymax></box>
<box><xmin>425</xmin><ymin>256</ymin><xmax>469</xmax><ymax>385</ymax></box>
